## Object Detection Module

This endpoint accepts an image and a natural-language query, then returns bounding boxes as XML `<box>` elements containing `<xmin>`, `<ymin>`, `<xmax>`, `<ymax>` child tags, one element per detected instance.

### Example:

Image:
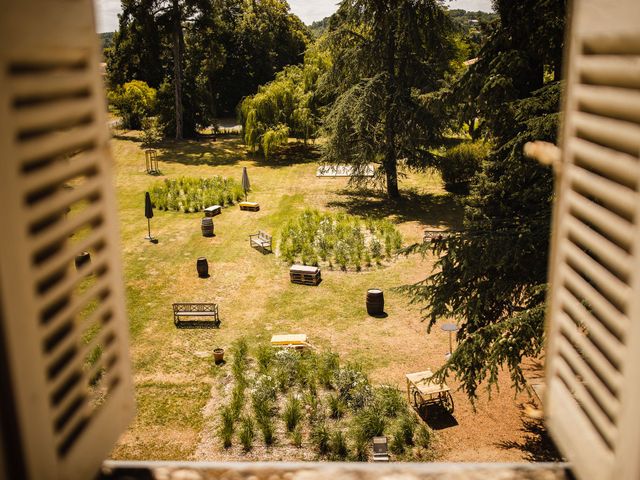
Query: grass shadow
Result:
<box><xmin>250</xmin><ymin>142</ymin><xmax>321</xmax><ymax>169</ymax></box>
<box><xmin>495</xmin><ymin>417</ymin><xmax>563</xmax><ymax>462</ymax></box>
<box><xmin>156</xmin><ymin>137</ymin><xmax>246</xmax><ymax>167</ymax></box>
<box><xmin>113</xmin><ymin>132</ymin><xmax>144</xmax><ymax>143</ymax></box>
<box><xmin>175</xmin><ymin>321</ymin><xmax>221</xmax><ymax>329</ymax></box>
<box><xmin>328</xmin><ymin>187</ymin><xmax>464</xmax><ymax>228</ymax></box>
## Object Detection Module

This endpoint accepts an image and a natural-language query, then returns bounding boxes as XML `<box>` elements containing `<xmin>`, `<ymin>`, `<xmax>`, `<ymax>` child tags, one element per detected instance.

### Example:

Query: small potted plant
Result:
<box><xmin>213</xmin><ymin>347</ymin><xmax>225</xmax><ymax>365</ymax></box>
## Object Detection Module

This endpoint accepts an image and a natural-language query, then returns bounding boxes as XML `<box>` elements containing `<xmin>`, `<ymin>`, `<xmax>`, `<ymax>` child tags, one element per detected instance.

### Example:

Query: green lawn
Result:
<box><xmin>108</xmin><ymin>132</ymin><xmax>532</xmax><ymax>462</ymax></box>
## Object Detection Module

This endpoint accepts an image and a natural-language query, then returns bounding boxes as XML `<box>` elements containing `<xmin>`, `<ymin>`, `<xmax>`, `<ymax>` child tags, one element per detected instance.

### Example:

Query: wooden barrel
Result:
<box><xmin>201</xmin><ymin>217</ymin><xmax>214</xmax><ymax>237</ymax></box>
<box><xmin>197</xmin><ymin>257</ymin><xmax>209</xmax><ymax>278</ymax></box>
<box><xmin>74</xmin><ymin>251</ymin><xmax>91</xmax><ymax>270</ymax></box>
<box><xmin>366</xmin><ymin>289</ymin><xmax>384</xmax><ymax>315</ymax></box>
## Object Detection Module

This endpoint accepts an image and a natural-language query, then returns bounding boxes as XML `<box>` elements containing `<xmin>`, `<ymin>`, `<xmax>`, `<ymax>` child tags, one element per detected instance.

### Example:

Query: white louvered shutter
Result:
<box><xmin>0</xmin><ymin>1</ymin><xmax>135</xmax><ymax>479</ymax></box>
<box><xmin>544</xmin><ymin>1</ymin><xmax>640</xmax><ymax>480</ymax></box>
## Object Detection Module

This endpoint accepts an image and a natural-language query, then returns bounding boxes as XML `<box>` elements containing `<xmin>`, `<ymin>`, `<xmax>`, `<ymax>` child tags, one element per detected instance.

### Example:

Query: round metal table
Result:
<box><xmin>441</xmin><ymin>322</ymin><xmax>459</xmax><ymax>357</ymax></box>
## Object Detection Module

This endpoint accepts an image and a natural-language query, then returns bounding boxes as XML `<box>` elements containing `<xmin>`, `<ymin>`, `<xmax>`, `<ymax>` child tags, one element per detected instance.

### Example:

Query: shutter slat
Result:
<box><xmin>44</xmin><ymin>300</ymin><xmax>113</xmax><ymax>359</ymax></box>
<box><xmin>30</xmin><ymin>202</ymin><xmax>103</xmax><ymax>253</ymax></box>
<box><xmin>33</xmin><ymin>227</ymin><xmax>107</xmax><ymax>283</ymax></box>
<box><xmin>48</xmin><ymin>325</ymin><xmax>117</xmax><ymax>400</ymax></box>
<box><xmin>575</xmin><ymin>85</ymin><xmax>640</xmax><ymax>124</ymax></box>
<box><xmin>567</xmin><ymin>190</ymin><xmax>634</xmax><ymax>249</ymax></box>
<box><xmin>554</xmin><ymin>355</ymin><xmax>618</xmax><ymax>447</ymax></box>
<box><xmin>16</xmin><ymin>123</ymin><xmax>98</xmax><ymax>163</ymax></box>
<box><xmin>563</xmin><ymin>241</ymin><xmax>630</xmax><ymax>309</ymax></box>
<box><xmin>557</xmin><ymin>311</ymin><xmax>623</xmax><ymax>410</ymax></box>
<box><xmin>561</xmin><ymin>264</ymin><xmax>628</xmax><ymax>339</ymax></box>
<box><xmin>570</xmin><ymin>137</ymin><xmax>638</xmax><ymax>188</ymax></box>
<box><xmin>569</xmin><ymin>165</ymin><xmax>636</xmax><ymax>218</ymax></box>
<box><xmin>566</xmin><ymin>216</ymin><xmax>631</xmax><ymax>279</ymax></box>
<box><xmin>36</xmin><ymin>257</ymin><xmax>110</xmax><ymax>314</ymax></box>
<box><xmin>559</xmin><ymin>288</ymin><xmax>625</xmax><ymax>370</ymax></box>
<box><xmin>15</xmin><ymin>97</ymin><xmax>94</xmax><ymax>133</ymax></box>
<box><xmin>22</xmin><ymin>149</ymin><xmax>100</xmax><ymax>193</ymax></box>
<box><xmin>9</xmin><ymin>70</ymin><xmax>92</xmax><ymax>99</ymax></box>
<box><xmin>26</xmin><ymin>175</ymin><xmax>102</xmax><ymax>224</ymax></box>
<box><xmin>574</xmin><ymin>111</ymin><xmax>640</xmax><ymax>156</ymax></box>
<box><xmin>547</xmin><ymin>377</ymin><xmax>615</xmax><ymax>480</ymax></box>
<box><xmin>41</xmin><ymin>281</ymin><xmax>111</xmax><ymax>337</ymax></box>
<box><xmin>579</xmin><ymin>55</ymin><xmax>640</xmax><ymax>89</ymax></box>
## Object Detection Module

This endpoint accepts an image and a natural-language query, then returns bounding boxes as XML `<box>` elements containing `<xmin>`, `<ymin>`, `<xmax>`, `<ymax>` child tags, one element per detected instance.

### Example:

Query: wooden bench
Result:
<box><xmin>289</xmin><ymin>264</ymin><xmax>321</xmax><ymax>286</ymax></box>
<box><xmin>172</xmin><ymin>303</ymin><xmax>220</xmax><ymax>328</ymax></box>
<box><xmin>249</xmin><ymin>231</ymin><xmax>272</xmax><ymax>253</ymax></box>
<box><xmin>239</xmin><ymin>201</ymin><xmax>260</xmax><ymax>211</ymax></box>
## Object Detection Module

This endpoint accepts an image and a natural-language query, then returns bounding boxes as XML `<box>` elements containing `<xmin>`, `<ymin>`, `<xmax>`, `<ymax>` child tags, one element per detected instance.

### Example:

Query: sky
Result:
<box><xmin>95</xmin><ymin>0</ymin><xmax>493</xmax><ymax>33</ymax></box>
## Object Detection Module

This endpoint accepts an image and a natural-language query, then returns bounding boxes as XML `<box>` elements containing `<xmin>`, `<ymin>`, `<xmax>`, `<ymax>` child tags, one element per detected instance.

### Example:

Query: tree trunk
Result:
<box><xmin>383</xmin><ymin>13</ymin><xmax>400</xmax><ymax>199</ymax></box>
<box><xmin>172</xmin><ymin>0</ymin><xmax>184</xmax><ymax>140</ymax></box>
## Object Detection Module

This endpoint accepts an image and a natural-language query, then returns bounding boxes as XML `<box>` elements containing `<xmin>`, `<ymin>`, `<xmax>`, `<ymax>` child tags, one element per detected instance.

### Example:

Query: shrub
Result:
<box><xmin>273</xmin><ymin>349</ymin><xmax>300</xmax><ymax>392</ymax></box>
<box><xmin>255</xmin><ymin>344</ymin><xmax>275</xmax><ymax>373</ymax></box>
<box><xmin>304</xmin><ymin>391</ymin><xmax>323</xmax><ymax>424</ymax></box>
<box><xmin>283</xmin><ymin>394</ymin><xmax>303</xmax><ymax>432</ymax></box>
<box><xmin>149</xmin><ymin>177</ymin><xmax>244</xmax><ymax>213</ymax></box>
<box><xmin>374</xmin><ymin>385</ymin><xmax>406</xmax><ymax>418</ymax></box>
<box><xmin>108</xmin><ymin>80</ymin><xmax>156</xmax><ymax>130</ymax></box>
<box><xmin>256</xmin><ymin>412</ymin><xmax>275</xmax><ymax>446</ymax></box>
<box><xmin>231</xmin><ymin>337</ymin><xmax>249</xmax><ymax>381</ymax></box>
<box><xmin>397</xmin><ymin>413</ymin><xmax>416</xmax><ymax>446</ymax></box>
<box><xmin>329</xmin><ymin>430</ymin><xmax>348</xmax><ymax>460</ymax></box>
<box><xmin>334</xmin><ymin>364</ymin><xmax>372</xmax><ymax>409</ymax></box>
<box><xmin>352</xmin><ymin>407</ymin><xmax>387</xmax><ymax>442</ymax></box>
<box><xmin>439</xmin><ymin>141</ymin><xmax>490</xmax><ymax>194</ymax></box>
<box><xmin>291</xmin><ymin>426</ymin><xmax>303</xmax><ymax>448</ymax></box>
<box><xmin>415</xmin><ymin>424</ymin><xmax>433</xmax><ymax>449</ymax></box>
<box><xmin>311</xmin><ymin>421</ymin><xmax>330</xmax><ymax>455</ymax></box>
<box><xmin>219</xmin><ymin>406</ymin><xmax>234</xmax><ymax>448</ymax></box>
<box><xmin>252</xmin><ymin>374</ymin><xmax>277</xmax><ymax>407</ymax></box>
<box><xmin>350</xmin><ymin>435</ymin><xmax>369</xmax><ymax>461</ymax></box>
<box><xmin>239</xmin><ymin>415</ymin><xmax>255</xmax><ymax>451</ymax></box>
<box><xmin>389</xmin><ymin>426</ymin><xmax>406</xmax><ymax>454</ymax></box>
<box><xmin>328</xmin><ymin>394</ymin><xmax>346</xmax><ymax>419</ymax></box>
<box><xmin>317</xmin><ymin>351</ymin><xmax>340</xmax><ymax>388</ymax></box>
<box><xmin>230</xmin><ymin>383</ymin><xmax>245</xmax><ymax>419</ymax></box>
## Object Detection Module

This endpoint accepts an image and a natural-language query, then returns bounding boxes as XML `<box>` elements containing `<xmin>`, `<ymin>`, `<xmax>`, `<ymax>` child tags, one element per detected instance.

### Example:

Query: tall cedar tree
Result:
<box><xmin>321</xmin><ymin>0</ymin><xmax>457</xmax><ymax>198</ymax></box>
<box><xmin>403</xmin><ymin>0</ymin><xmax>566</xmax><ymax>400</ymax></box>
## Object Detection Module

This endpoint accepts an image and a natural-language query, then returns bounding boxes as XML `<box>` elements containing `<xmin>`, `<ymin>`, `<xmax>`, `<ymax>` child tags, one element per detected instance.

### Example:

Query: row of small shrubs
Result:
<box><xmin>279</xmin><ymin>209</ymin><xmax>403</xmax><ymax>270</ymax></box>
<box><xmin>149</xmin><ymin>176</ymin><xmax>245</xmax><ymax>213</ymax></box>
<box><xmin>216</xmin><ymin>339</ymin><xmax>434</xmax><ymax>459</ymax></box>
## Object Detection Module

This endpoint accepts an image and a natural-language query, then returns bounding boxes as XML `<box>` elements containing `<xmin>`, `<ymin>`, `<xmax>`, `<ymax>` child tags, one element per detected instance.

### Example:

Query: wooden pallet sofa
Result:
<box><xmin>172</xmin><ymin>303</ymin><xmax>220</xmax><ymax>328</ymax></box>
<box><xmin>239</xmin><ymin>201</ymin><xmax>260</xmax><ymax>211</ymax></box>
<box><xmin>289</xmin><ymin>264</ymin><xmax>321</xmax><ymax>286</ymax></box>
<box><xmin>249</xmin><ymin>231</ymin><xmax>272</xmax><ymax>253</ymax></box>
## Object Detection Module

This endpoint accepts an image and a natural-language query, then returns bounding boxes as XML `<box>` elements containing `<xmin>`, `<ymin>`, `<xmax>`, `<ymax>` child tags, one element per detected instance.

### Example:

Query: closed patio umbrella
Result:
<box><xmin>145</xmin><ymin>192</ymin><xmax>154</xmax><ymax>241</ymax></box>
<box><xmin>241</xmin><ymin>167</ymin><xmax>250</xmax><ymax>200</ymax></box>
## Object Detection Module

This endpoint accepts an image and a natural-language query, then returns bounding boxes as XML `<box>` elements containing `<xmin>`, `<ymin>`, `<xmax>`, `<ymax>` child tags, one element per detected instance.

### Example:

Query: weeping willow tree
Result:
<box><xmin>240</xmin><ymin>44</ymin><xmax>331</xmax><ymax>159</ymax></box>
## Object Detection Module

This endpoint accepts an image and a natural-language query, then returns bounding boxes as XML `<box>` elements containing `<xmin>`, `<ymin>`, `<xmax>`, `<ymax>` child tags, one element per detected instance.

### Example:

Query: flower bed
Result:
<box><xmin>279</xmin><ymin>209</ymin><xmax>403</xmax><ymax>270</ymax></box>
<box><xmin>149</xmin><ymin>176</ymin><xmax>245</xmax><ymax>213</ymax></box>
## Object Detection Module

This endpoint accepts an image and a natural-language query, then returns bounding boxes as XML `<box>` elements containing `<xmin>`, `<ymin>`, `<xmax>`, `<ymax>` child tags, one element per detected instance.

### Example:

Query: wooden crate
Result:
<box><xmin>289</xmin><ymin>265</ymin><xmax>321</xmax><ymax>286</ymax></box>
<box><xmin>204</xmin><ymin>205</ymin><xmax>222</xmax><ymax>217</ymax></box>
